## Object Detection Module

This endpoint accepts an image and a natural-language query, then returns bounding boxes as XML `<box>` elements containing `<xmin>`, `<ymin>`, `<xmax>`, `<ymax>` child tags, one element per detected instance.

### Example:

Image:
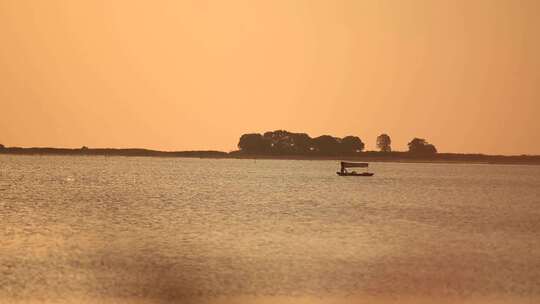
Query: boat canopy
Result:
<box><xmin>341</xmin><ymin>161</ymin><xmax>368</xmax><ymax>168</ymax></box>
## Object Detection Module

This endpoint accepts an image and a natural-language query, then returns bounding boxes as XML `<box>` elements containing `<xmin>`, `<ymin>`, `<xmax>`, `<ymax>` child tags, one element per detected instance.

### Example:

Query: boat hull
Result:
<box><xmin>336</xmin><ymin>172</ymin><xmax>374</xmax><ymax>177</ymax></box>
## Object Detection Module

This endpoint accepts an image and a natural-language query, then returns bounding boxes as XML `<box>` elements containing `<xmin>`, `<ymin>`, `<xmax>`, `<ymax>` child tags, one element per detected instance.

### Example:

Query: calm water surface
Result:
<box><xmin>1</xmin><ymin>155</ymin><xmax>539</xmax><ymax>303</ymax></box>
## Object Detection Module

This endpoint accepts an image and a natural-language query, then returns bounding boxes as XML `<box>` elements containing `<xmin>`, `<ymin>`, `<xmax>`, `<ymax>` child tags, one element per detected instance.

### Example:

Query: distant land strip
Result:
<box><xmin>1</xmin><ymin>146</ymin><xmax>539</xmax><ymax>165</ymax></box>
<box><xmin>0</xmin><ymin>147</ymin><xmax>228</xmax><ymax>158</ymax></box>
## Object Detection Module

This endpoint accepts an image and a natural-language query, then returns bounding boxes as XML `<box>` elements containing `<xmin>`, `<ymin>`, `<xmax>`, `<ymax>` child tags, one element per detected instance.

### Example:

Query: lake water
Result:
<box><xmin>1</xmin><ymin>155</ymin><xmax>539</xmax><ymax>304</ymax></box>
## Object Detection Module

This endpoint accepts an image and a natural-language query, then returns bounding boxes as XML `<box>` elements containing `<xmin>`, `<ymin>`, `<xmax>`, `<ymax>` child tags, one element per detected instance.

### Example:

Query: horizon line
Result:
<box><xmin>1</xmin><ymin>144</ymin><xmax>539</xmax><ymax>158</ymax></box>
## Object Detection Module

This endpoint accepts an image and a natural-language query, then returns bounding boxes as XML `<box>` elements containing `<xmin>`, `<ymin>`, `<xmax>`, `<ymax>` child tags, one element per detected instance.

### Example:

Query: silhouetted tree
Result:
<box><xmin>0</xmin><ymin>144</ymin><xmax>4</xmax><ymax>149</ymax></box>
<box><xmin>290</xmin><ymin>132</ymin><xmax>313</xmax><ymax>153</ymax></box>
<box><xmin>238</xmin><ymin>133</ymin><xmax>270</xmax><ymax>153</ymax></box>
<box><xmin>263</xmin><ymin>130</ymin><xmax>294</xmax><ymax>154</ymax></box>
<box><xmin>340</xmin><ymin>136</ymin><xmax>364</xmax><ymax>153</ymax></box>
<box><xmin>262</xmin><ymin>130</ymin><xmax>314</xmax><ymax>154</ymax></box>
<box><xmin>81</xmin><ymin>146</ymin><xmax>89</xmax><ymax>150</ymax></box>
<box><xmin>376</xmin><ymin>134</ymin><xmax>391</xmax><ymax>152</ymax></box>
<box><xmin>408</xmin><ymin>138</ymin><xmax>437</xmax><ymax>154</ymax></box>
<box><xmin>238</xmin><ymin>130</ymin><xmax>366</xmax><ymax>155</ymax></box>
<box><xmin>263</xmin><ymin>130</ymin><xmax>289</xmax><ymax>143</ymax></box>
<box><xmin>312</xmin><ymin>135</ymin><xmax>341</xmax><ymax>155</ymax></box>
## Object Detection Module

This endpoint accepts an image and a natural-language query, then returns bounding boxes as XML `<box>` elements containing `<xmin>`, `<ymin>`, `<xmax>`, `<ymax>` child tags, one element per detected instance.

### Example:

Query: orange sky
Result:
<box><xmin>1</xmin><ymin>0</ymin><xmax>539</xmax><ymax>154</ymax></box>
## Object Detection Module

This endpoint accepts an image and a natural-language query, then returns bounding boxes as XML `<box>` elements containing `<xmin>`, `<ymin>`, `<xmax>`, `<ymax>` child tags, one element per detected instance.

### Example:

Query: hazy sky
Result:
<box><xmin>1</xmin><ymin>0</ymin><xmax>539</xmax><ymax>154</ymax></box>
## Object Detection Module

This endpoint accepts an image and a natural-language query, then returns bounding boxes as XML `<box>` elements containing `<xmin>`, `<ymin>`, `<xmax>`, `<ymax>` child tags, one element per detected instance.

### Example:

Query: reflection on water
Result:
<box><xmin>1</xmin><ymin>155</ymin><xmax>539</xmax><ymax>303</ymax></box>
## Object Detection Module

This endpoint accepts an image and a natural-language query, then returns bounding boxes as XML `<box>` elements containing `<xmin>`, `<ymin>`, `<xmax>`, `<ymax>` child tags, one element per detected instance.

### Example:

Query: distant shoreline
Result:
<box><xmin>230</xmin><ymin>152</ymin><xmax>540</xmax><ymax>165</ymax></box>
<box><xmin>0</xmin><ymin>147</ymin><xmax>229</xmax><ymax>159</ymax></box>
<box><xmin>1</xmin><ymin>146</ymin><xmax>540</xmax><ymax>165</ymax></box>
<box><xmin>230</xmin><ymin>155</ymin><xmax>540</xmax><ymax>165</ymax></box>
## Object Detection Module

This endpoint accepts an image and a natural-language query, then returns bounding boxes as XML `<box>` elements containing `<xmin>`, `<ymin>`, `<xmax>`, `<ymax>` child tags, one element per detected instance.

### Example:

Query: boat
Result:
<box><xmin>337</xmin><ymin>171</ymin><xmax>374</xmax><ymax>176</ymax></box>
<box><xmin>336</xmin><ymin>161</ymin><xmax>374</xmax><ymax>177</ymax></box>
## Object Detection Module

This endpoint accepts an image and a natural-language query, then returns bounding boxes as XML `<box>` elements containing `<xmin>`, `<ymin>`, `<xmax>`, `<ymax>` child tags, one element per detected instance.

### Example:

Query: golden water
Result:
<box><xmin>1</xmin><ymin>155</ymin><xmax>539</xmax><ymax>303</ymax></box>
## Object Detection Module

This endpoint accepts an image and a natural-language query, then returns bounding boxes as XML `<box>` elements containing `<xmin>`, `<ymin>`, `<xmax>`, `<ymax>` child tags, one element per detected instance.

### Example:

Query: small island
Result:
<box><xmin>1</xmin><ymin>130</ymin><xmax>539</xmax><ymax>165</ymax></box>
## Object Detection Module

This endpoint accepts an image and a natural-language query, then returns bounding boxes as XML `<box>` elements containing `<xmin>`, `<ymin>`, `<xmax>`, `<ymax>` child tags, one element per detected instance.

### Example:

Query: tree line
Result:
<box><xmin>237</xmin><ymin>130</ymin><xmax>437</xmax><ymax>155</ymax></box>
<box><xmin>1</xmin><ymin>132</ymin><xmax>437</xmax><ymax>157</ymax></box>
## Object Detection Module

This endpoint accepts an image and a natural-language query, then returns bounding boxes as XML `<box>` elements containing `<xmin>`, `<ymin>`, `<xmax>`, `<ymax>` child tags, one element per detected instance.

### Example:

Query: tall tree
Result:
<box><xmin>290</xmin><ymin>132</ymin><xmax>313</xmax><ymax>153</ymax></box>
<box><xmin>408</xmin><ymin>138</ymin><xmax>437</xmax><ymax>154</ymax></box>
<box><xmin>312</xmin><ymin>135</ymin><xmax>341</xmax><ymax>155</ymax></box>
<box><xmin>238</xmin><ymin>133</ymin><xmax>270</xmax><ymax>153</ymax></box>
<box><xmin>341</xmin><ymin>136</ymin><xmax>365</xmax><ymax>153</ymax></box>
<box><xmin>263</xmin><ymin>130</ymin><xmax>294</xmax><ymax>154</ymax></box>
<box><xmin>376</xmin><ymin>134</ymin><xmax>391</xmax><ymax>152</ymax></box>
<box><xmin>262</xmin><ymin>130</ymin><xmax>314</xmax><ymax>154</ymax></box>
